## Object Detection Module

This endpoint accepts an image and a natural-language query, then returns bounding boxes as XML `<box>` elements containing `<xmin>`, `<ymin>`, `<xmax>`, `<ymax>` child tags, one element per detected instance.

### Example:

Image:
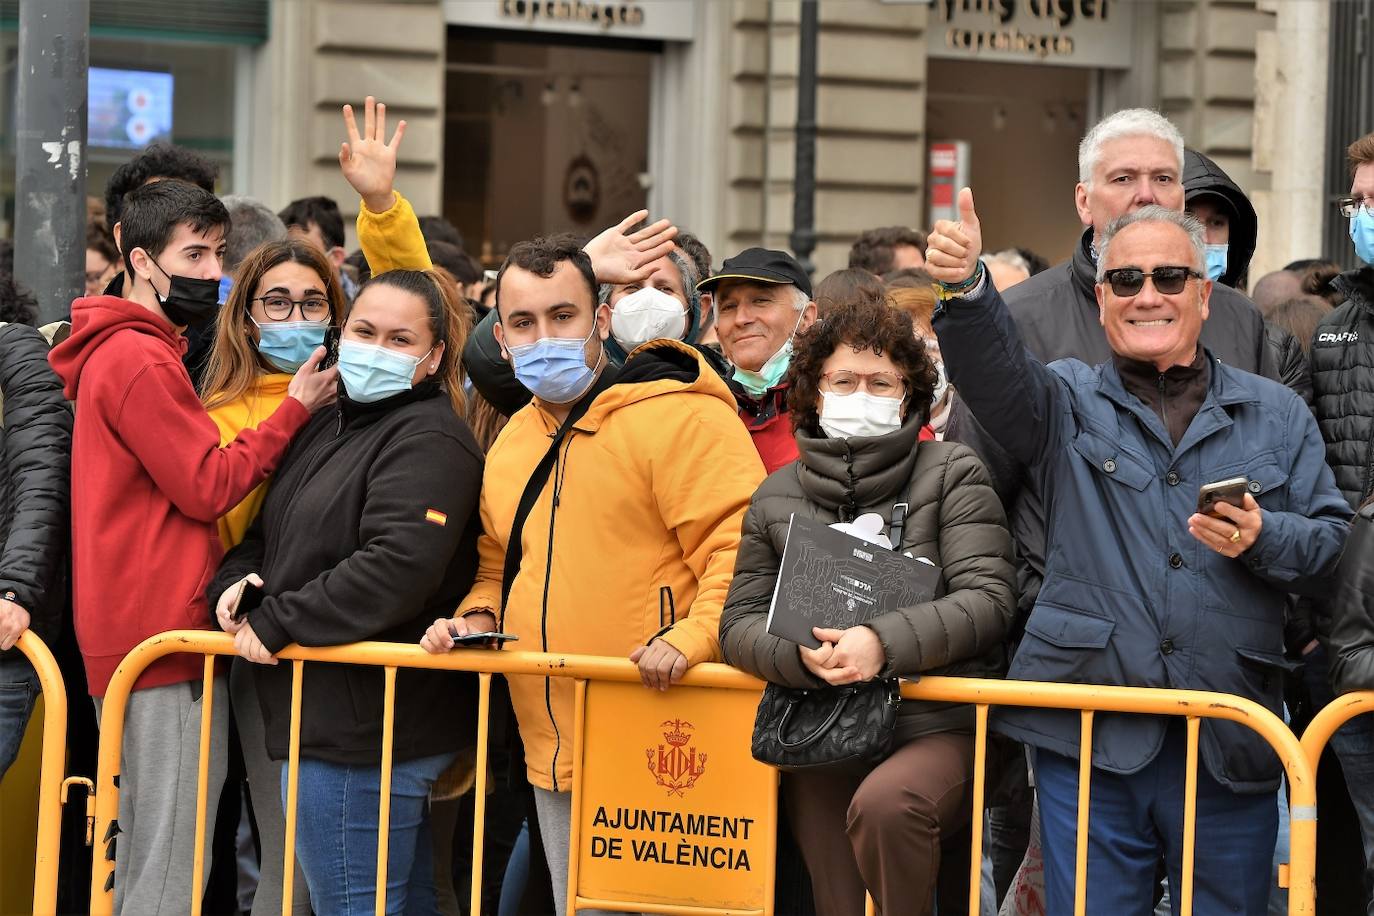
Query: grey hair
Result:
<box><xmin>1078</xmin><ymin>108</ymin><xmax>1185</xmax><ymax>186</ymax></box>
<box><xmin>597</xmin><ymin>249</ymin><xmax>702</xmax><ymax>318</ymax></box>
<box><xmin>219</xmin><ymin>195</ymin><xmax>287</xmax><ymax>275</ymax></box>
<box><xmin>985</xmin><ymin>249</ymin><xmax>1031</xmax><ymax>275</ymax></box>
<box><xmin>787</xmin><ymin>284</ymin><xmax>812</xmax><ymax>312</ymax></box>
<box><xmin>1095</xmin><ymin>205</ymin><xmax>1207</xmax><ymax>282</ymax></box>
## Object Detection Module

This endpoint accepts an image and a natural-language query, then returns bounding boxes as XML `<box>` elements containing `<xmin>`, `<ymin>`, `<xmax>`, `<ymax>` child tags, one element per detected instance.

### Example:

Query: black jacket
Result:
<box><xmin>0</xmin><ymin>323</ymin><xmax>72</xmax><ymax>650</ymax></box>
<box><xmin>211</xmin><ymin>381</ymin><xmax>484</xmax><ymax>764</ymax></box>
<box><xmin>720</xmin><ymin>421</ymin><xmax>1015</xmax><ymax>742</ymax></box>
<box><xmin>1326</xmin><ymin>503</ymin><xmax>1374</xmax><ymax>693</ymax></box>
<box><xmin>947</xmin><ymin>229</ymin><xmax>1280</xmax><ymax>620</ymax></box>
<box><xmin>1184</xmin><ymin>148</ymin><xmax>1258</xmax><ymax>289</ymax></box>
<box><xmin>1310</xmin><ymin>266</ymin><xmax>1374</xmax><ymax>509</ymax></box>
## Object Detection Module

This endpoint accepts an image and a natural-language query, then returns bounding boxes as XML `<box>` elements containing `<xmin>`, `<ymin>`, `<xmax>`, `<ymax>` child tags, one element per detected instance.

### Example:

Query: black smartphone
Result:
<box><xmin>1197</xmin><ymin>476</ymin><xmax>1249</xmax><ymax>517</ymax></box>
<box><xmin>320</xmin><ymin>327</ymin><xmax>341</xmax><ymax>370</ymax></box>
<box><xmin>448</xmin><ymin>628</ymin><xmax>519</xmax><ymax>646</ymax></box>
<box><xmin>231</xmin><ymin>580</ymin><xmax>265</xmax><ymax>622</ymax></box>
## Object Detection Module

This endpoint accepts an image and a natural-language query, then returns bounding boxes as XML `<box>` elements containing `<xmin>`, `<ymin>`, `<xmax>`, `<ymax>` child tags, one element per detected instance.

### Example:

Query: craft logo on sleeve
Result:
<box><xmin>646</xmin><ymin>719</ymin><xmax>707</xmax><ymax>797</ymax></box>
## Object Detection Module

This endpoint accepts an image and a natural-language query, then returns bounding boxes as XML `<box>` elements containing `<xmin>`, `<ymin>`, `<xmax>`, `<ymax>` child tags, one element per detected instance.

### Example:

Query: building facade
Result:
<box><xmin>0</xmin><ymin>0</ymin><xmax>1367</xmax><ymax>278</ymax></box>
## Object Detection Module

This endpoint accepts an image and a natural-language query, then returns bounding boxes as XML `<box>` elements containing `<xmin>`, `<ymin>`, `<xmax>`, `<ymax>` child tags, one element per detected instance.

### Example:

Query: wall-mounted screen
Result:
<box><xmin>88</xmin><ymin>67</ymin><xmax>173</xmax><ymax>149</ymax></box>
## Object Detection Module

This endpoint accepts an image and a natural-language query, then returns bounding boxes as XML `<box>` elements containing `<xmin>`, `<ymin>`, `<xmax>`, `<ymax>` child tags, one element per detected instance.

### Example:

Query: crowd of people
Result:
<box><xmin>2</xmin><ymin>95</ymin><xmax>1374</xmax><ymax>916</ymax></box>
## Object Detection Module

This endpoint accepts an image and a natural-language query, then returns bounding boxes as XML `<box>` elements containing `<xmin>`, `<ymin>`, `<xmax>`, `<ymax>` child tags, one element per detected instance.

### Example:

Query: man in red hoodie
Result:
<box><xmin>49</xmin><ymin>179</ymin><xmax>339</xmax><ymax>916</ymax></box>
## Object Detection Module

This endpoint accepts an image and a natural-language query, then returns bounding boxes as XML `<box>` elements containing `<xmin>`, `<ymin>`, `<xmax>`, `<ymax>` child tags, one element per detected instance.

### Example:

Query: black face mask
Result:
<box><xmin>147</xmin><ymin>258</ymin><xmax>220</xmax><ymax>330</ymax></box>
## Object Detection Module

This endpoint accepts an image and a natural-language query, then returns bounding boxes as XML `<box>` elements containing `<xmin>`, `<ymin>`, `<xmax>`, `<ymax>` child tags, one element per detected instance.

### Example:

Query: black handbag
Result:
<box><xmin>750</xmin><ymin>677</ymin><xmax>901</xmax><ymax>771</ymax></box>
<box><xmin>750</xmin><ymin>503</ymin><xmax>910</xmax><ymax>772</ymax></box>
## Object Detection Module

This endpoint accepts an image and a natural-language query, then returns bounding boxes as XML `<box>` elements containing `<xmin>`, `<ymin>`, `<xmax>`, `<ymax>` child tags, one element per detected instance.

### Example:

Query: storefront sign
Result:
<box><xmin>928</xmin><ymin>140</ymin><xmax>970</xmax><ymax>226</ymax></box>
<box><xmin>571</xmin><ymin>680</ymin><xmax>776</xmax><ymax>911</ymax></box>
<box><xmin>444</xmin><ymin>0</ymin><xmax>696</xmax><ymax>42</ymax></box>
<box><xmin>928</xmin><ymin>0</ymin><xmax>1133</xmax><ymax>69</ymax></box>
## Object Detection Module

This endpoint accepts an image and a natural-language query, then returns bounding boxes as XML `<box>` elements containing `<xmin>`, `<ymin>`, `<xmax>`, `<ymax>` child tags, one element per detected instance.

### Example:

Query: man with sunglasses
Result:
<box><xmin>928</xmin><ymin>191</ymin><xmax>1350</xmax><ymax>916</ymax></box>
<box><xmin>941</xmin><ymin>109</ymin><xmax>1288</xmax><ymax>909</ymax></box>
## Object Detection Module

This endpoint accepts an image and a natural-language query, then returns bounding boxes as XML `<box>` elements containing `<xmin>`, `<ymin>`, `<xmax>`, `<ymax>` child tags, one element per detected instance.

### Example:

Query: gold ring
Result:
<box><xmin>1230</xmin><ymin>528</ymin><xmax>1242</xmax><ymax>544</ymax></box>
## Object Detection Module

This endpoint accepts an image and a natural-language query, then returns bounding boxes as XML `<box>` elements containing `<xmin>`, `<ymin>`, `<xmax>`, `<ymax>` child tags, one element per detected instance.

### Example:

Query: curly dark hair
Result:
<box><xmin>0</xmin><ymin>272</ymin><xmax>39</xmax><ymax>326</ymax></box>
<box><xmin>104</xmin><ymin>142</ymin><xmax>219</xmax><ymax>233</ymax></box>
<box><xmin>787</xmin><ymin>299</ymin><xmax>938</xmax><ymax>434</ymax></box>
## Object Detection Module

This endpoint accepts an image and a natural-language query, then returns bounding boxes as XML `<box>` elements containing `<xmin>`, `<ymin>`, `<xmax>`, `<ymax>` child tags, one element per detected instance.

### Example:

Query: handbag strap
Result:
<box><xmin>888</xmin><ymin>501</ymin><xmax>908</xmax><ymax>550</ymax></box>
<box><xmin>499</xmin><ymin>367</ymin><xmax>619</xmax><ymax>624</ymax></box>
<box><xmin>776</xmin><ymin>689</ymin><xmax>855</xmax><ymax>750</ymax></box>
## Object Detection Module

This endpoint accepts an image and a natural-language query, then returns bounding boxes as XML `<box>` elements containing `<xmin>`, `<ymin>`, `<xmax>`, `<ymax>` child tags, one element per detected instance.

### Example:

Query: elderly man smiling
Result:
<box><xmin>927</xmin><ymin>190</ymin><xmax>1350</xmax><ymax>915</ymax></box>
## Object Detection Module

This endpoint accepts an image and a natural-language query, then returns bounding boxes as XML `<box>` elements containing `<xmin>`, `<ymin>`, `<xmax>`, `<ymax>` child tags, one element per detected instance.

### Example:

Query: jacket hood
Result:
<box><xmin>462</xmin><ymin>308</ymin><xmax>532</xmax><ymax>417</ymax></box>
<box><xmin>792</xmin><ymin>414</ymin><xmax>924</xmax><ymax>513</ymax></box>
<box><xmin>49</xmin><ymin>296</ymin><xmax>183</xmax><ymax>399</ymax></box>
<box><xmin>1183</xmin><ymin>149</ymin><xmax>1257</xmax><ymax>288</ymax></box>
<box><xmin>1333</xmin><ymin>265</ymin><xmax>1374</xmax><ymax>312</ymax></box>
<box><xmin>577</xmin><ymin>338</ymin><xmax>738</xmax><ymax>430</ymax></box>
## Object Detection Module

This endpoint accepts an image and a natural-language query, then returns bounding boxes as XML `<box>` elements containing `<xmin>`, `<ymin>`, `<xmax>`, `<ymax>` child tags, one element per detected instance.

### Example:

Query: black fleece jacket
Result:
<box><xmin>211</xmin><ymin>381</ymin><xmax>484</xmax><ymax>764</ymax></box>
<box><xmin>0</xmin><ymin>323</ymin><xmax>72</xmax><ymax>649</ymax></box>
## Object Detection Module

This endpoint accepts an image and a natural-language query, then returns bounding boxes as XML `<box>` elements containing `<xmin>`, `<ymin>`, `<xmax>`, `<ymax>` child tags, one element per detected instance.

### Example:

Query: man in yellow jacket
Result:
<box><xmin>422</xmin><ymin>235</ymin><xmax>764</xmax><ymax>915</ymax></box>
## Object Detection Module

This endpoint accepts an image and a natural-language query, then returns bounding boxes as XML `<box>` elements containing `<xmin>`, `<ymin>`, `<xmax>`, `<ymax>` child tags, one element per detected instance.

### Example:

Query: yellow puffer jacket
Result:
<box><xmin>458</xmin><ymin>339</ymin><xmax>765</xmax><ymax>791</ymax></box>
<box><xmin>356</xmin><ymin>191</ymin><xmax>431</xmax><ymax>273</ymax></box>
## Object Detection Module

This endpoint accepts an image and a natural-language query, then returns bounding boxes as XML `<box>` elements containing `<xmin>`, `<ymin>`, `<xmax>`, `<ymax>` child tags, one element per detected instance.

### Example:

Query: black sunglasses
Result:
<box><xmin>1100</xmin><ymin>266</ymin><xmax>1204</xmax><ymax>297</ymax></box>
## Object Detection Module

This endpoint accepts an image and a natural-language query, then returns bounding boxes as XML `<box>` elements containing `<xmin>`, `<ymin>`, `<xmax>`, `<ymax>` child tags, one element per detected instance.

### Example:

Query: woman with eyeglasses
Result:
<box><xmin>209</xmin><ymin>267</ymin><xmax>482</xmax><ymax>915</ymax></box>
<box><xmin>197</xmin><ymin>238</ymin><xmax>338</xmax><ymax>916</ymax></box>
<box><xmin>719</xmin><ymin>298</ymin><xmax>1016</xmax><ymax>916</ymax></box>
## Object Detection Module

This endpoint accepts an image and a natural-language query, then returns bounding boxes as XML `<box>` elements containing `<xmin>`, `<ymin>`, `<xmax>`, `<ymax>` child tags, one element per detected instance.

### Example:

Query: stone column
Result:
<box><xmin>1248</xmin><ymin>0</ymin><xmax>1330</xmax><ymax>280</ymax></box>
<box><xmin>242</xmin><ymin>0</ymin><xmax>445</xmax><ymax>245</ymax></box>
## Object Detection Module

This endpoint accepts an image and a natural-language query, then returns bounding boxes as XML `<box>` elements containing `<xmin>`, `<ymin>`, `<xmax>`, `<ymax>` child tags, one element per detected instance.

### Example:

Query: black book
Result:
<box><xmin>766</xmin><ymin>513</ymin><xmax>942</xmax><ymax>650</ymax></box>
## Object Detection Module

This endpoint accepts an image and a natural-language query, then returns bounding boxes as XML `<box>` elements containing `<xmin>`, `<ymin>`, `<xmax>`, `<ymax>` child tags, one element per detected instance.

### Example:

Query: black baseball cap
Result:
<box><xmin>696</xmin><ymin>247</ymin><xmax>812</xmax><ymax>298</ymax></box>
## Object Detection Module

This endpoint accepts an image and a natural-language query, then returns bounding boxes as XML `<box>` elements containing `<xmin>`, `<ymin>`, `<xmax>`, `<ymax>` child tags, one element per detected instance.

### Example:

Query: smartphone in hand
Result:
<box><xmin>231</xmin><ymin>580</ymin><xmax>266</xmax><ymax>622</ymax></box>
<box><xmin>320</xmin><ymin>327</ymin><xmax>341</xmax><ymax>370</ymax></box>
<box><xmin>448</xmin><ymin>628</ymin><xmax>519</xmax><ymax>648</ymax></box>
<box><xmin>1197</xmin><ymin>477</ymin><xmax>1249</xmax><ymax>518</ymax></box>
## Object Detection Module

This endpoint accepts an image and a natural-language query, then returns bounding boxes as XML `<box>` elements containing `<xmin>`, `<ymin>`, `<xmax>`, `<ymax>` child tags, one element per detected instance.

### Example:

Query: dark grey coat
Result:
<box><xmin>719</xmin><ymin>417</ymin><xmax>1016</xmax><ymax>742</ymax></box>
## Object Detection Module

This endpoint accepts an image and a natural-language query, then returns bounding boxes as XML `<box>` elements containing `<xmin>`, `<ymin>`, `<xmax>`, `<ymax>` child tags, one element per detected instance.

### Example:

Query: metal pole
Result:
<box><xmin>788</xmin><ymin>0</ymin><xmax>818</xmax><ymax>277</ymax></box>
<box><xmin>14</xmin><ymin>0</ymin><xmax>89</xmax><ymax>325</ymax></box>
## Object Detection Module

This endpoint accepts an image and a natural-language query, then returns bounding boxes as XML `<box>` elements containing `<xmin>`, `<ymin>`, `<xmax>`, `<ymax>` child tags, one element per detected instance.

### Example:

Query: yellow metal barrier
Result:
<box><xmin>14</xmin><ymin>630</ymin><xmax>74</xmax><ymax>916</ymax></box>
<box><xmin>87</xmin><ymin>630</ymin><xmax>1318</xmax><ymax>916</ymax></box>
<box><xmin>1301</xmin><ymin>690</ymin><xmax>1374</xmax><ymax>771</ymax></box>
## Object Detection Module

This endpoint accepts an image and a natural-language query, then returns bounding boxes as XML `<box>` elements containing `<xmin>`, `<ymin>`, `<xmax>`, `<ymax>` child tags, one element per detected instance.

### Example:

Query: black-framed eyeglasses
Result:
<box><xmin>252</xmin><ymin>295</ymin><xmax>331</xmax><ymax>322</ymax></box>
<box><xmin>1100</xmin><ymin>266</ymin><xmax>1203</xmax><ymax>297</ymax></box>
<box><xmin>1338</xmin><ymin>198</ymin><xmax>1374</xmax><ymax>218</ymax></box>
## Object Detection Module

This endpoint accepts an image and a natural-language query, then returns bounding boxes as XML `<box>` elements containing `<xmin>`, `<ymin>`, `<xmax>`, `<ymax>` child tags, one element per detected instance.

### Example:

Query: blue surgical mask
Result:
<box><xmin>252</xmin><ymin>319</ymin><xmax>327</xmax><ymax>373</ymax></box>
<box><xmin>508</xmin><ymin>322</ymin><xmax>604</xmax><ymax>405</ymax></box>
<box><xmin>1352</xmin><ymin>208</ymin><xmax>1374</xmax><ymax>266</ymax></box>
<box><xmin>337</xmin><ymin>339</ymin><xmax>432</xmax><ymax>403</ymax></box>
<box><xmin>1205</xmin><ymin>243</ymin><xmax>1228</xmax><ymax>281</ymax></box>
<box><xmin>731</xmin><ymin>307</ymin><xmax>806</xmax><ymax>397</ymax></box>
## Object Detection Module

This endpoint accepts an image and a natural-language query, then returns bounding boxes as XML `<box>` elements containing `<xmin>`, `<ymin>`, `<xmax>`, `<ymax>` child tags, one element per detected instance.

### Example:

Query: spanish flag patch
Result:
<box><xmin>424</xmin><ymin>508</ymin><xmax>448</xmax><ymax>527</ymax></box>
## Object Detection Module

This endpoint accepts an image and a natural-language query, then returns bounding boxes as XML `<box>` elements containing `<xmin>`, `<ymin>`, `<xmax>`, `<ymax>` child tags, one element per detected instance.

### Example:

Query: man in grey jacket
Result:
<box><xmin>929</xmin><ymin>193</ymin><xmax>1348</xmax><ymax>915</ymax></box>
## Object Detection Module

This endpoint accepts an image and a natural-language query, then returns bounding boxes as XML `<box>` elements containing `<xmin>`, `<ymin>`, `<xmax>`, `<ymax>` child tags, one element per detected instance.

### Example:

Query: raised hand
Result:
<box><xmin>925</xmin><ymin>187</ymin><xmax>984</xmax><ymax>287</ymax></box>
<box><xmin>584</xmin><ymin>210</ymin><xmax>678</xmax><ymax>285</ymax></box>
<box><xmin>340</xmin><ymin>96</ymin><xmax>406</xmax><ymax>214</ymax></box>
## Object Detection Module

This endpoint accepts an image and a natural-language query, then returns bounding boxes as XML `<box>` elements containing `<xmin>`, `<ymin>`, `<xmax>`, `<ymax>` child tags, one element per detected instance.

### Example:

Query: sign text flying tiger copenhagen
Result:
<box><xmin>929</xmin><ymin>0</ymin><xmax>1133</xmax><ymax>69</ymax></box>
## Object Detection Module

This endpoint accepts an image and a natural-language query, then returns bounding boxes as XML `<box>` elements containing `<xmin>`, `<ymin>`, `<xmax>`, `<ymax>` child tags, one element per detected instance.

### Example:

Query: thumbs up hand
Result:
<box><xmin>926</xmin><ymin>187</ymin><xmax>984</xmax><ymax>287</ymax></box>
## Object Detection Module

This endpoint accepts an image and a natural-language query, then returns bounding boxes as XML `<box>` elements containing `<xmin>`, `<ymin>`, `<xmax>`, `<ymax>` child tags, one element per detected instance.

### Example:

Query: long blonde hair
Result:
<box><xmin>360</xmin><ymin>268</ymin><xmax>471</xmax><ymax>417</ymax></box>
<box><xmin>202</xmin><ymin>239</ymin><xmax>344</xmax><ymax>410</ymax></box>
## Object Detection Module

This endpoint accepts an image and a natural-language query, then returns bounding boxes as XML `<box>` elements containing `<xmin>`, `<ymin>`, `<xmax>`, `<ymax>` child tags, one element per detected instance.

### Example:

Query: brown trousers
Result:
<box><xmin>782</xmin><ymin>731</ymin><xmax>976</xmax><ymax>916</ymax></box>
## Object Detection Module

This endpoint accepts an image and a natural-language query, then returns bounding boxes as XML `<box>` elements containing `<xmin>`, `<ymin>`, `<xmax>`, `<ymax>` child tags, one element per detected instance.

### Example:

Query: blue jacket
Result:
<box><xmin>933</xmin><ymin>279</ymin><xmax>1350</xmax><ymax>793</ymax></box>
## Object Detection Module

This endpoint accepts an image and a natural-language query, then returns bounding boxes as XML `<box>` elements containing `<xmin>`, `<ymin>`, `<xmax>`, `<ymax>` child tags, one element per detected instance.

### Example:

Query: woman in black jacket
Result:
<box><xmin>719</xmin><ymin>300</ymin><xmax>1015</xmax><ymax>916</ymax></box>
<box><xmin>210</xmin><ymin>269</ymin><xmax>483</xmax><ymax>916</ymax></box>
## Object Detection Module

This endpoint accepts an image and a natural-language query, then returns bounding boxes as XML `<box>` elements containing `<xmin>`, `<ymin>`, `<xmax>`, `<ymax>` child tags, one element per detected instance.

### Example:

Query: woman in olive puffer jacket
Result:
<box><xmin>720</xmin><ymin>299</ymin><xmax>1016</xmax><ymax>916</ymax></box>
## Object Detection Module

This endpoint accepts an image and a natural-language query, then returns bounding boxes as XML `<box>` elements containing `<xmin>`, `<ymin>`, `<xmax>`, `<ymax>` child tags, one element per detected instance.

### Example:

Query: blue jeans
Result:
<box><xmin>0</xmin><ymin>651</ymin><xmax>39</xmax><ymax>779</ymax></box>
<box><xmin>281</xmin><ymin>751</ymin><xmax>456</xmax><ymax>916</ymax></box>
<box><xmin>1035</xmin><ymin>722</ymin><xmax>1277</xmax><ymax>916</ymax></box>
